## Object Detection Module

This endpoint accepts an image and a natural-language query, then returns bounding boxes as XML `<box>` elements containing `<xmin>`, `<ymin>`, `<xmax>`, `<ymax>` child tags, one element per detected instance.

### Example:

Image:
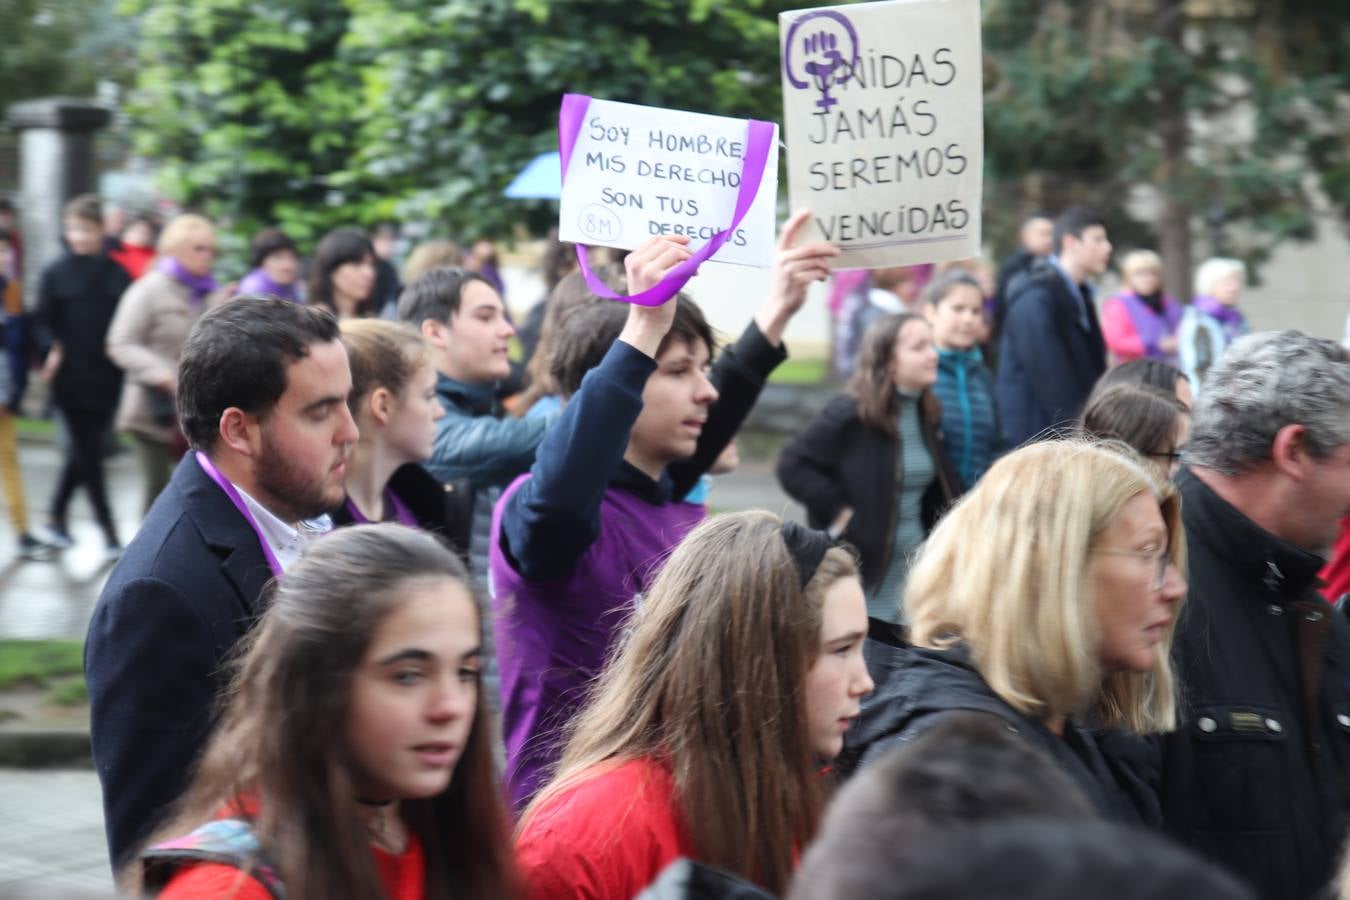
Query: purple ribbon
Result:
<box><xmin>558</xmin><ymin>93</ymin><xmax>775</xmax><ymax>307</ymax></box>
<box><xmin>344</xmin><ymin>489</ymin><xmax>419</xmax><ymax>528</ymax></box>
<box><xmin>195</xmin><ymin>451</ymin><xmax>284</xmax><ymax>577</ymax></box>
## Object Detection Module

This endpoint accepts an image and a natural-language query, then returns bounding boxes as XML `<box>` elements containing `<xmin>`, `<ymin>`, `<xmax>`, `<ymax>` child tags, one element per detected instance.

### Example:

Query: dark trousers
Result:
<box><xmin>50</xmin><ymin>406</ymin><xmax>119</xmax><ymax>544</ymax></box>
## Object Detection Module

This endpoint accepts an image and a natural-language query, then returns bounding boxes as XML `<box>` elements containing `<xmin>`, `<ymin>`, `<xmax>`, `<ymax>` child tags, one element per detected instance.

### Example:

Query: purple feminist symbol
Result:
<box><xmin>783</xmin><ymin>11</ymin><xmax>860</xmax><ymax>113</ymax></box>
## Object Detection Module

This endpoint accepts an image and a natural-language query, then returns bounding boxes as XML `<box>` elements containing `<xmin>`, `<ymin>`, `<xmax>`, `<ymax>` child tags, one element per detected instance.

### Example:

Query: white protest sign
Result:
<box><xmin>779</xmin><ymin>0</ymin><xmax>983</xmax><ymax>268</ymax></box>
<box><xmin>558</xmin><ymin>98</ymin><xmax>780</xmax><ymax>268</ymax></box>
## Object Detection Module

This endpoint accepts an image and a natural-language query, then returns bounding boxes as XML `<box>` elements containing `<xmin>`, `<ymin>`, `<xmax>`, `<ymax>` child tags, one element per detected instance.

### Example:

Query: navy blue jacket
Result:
<box><xmin>996</xmin><ymin>263</ymin><xmax>1106</xmax><ymax>447</ymax></box>
<box><xmin>85</xmin><ymin>454</ymin><xmax>274</xmax><ymax>870</ymax></box>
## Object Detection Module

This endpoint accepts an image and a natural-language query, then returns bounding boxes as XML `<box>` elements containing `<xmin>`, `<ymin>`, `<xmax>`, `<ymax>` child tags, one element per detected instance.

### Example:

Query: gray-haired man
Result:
<box><xmin>1160</xmin><ymin>330</ymin><xmax>1350</xmax><ymax>899</ymax></box>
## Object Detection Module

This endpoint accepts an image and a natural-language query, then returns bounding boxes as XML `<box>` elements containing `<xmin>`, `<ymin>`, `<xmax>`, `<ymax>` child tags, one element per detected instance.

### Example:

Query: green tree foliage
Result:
<box><xmin>982</xmin><ymin>0</ymin><xmax>1350</xmax><ymax>292</ymax></box>
<box><xmin>122</xmin><ymin>0</ymin><xmax>1348</xmax><ymax>283</ymax></box>
<box><xmin>340</xmin><ymin>0</ymin><xmax>800</xmax><ymax>238</ymax></box>
<box><xmin>123</xmin><ymin>0</ymin><xmax>366</xmax><ymax>243</ymax></box>
<box><xmin>0</xmin><ymin>0</ymin><xmax>137</xmax><ymax>113</ymax></box>
<box><xmin>124</xmin><ymin>0</ymin><xmax>805</xmax><ymax>243</ymax></box>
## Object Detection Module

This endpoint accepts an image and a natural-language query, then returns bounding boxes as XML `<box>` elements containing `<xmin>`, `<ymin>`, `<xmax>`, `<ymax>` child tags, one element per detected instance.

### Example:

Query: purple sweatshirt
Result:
<box><xmin>489</xmin><ymin>326</ymin><xmax>784</xmax><ymax>813</ymax></box>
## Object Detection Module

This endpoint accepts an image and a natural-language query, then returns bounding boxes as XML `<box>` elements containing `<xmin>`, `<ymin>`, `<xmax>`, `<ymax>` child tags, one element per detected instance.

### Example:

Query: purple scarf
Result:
<box><xmin>158</xmin><ymin>256</ymin><xmax>219</xmax><ymax>304</ymax></box>
<box><xmin>1192</xmin><ymin>294</ymin><xmax>1248</xmax><ymax>342</ymax></box>
<box><xmin>238</xmin><ymin>268</ymin><xmax>300</xmax><ymax>303</ymax></box>
<box><xmin>1117</xmin><ymin>291</ymin><xmax>1183</xmax><ymax>364</ymax></box>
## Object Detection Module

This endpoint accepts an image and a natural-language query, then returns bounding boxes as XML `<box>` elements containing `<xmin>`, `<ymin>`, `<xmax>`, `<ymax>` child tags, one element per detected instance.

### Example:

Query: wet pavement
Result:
<box><xmin>0</xmin><ymin>441</ymin><xmax>142</xmax><ymax>641</ymax></box>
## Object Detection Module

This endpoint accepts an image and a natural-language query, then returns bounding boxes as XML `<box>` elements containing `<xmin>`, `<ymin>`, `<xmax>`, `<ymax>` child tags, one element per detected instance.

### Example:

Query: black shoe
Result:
<box><xmin>18</xmin><ymin>532</ymin><xmax>58</xmax><ymax>560</ymax></box>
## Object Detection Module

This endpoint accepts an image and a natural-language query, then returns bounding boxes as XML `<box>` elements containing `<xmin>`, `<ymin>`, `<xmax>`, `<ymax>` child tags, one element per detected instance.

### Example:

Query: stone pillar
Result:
<box><xmin>5</xmin><ymin>98</ymin><xmax>112</xmax><ymax>309</ymax></box>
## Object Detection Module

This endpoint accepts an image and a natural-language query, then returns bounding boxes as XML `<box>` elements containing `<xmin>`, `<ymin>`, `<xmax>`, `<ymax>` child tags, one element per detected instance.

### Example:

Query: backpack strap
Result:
<box><xmin>141</xmin><ymin>818</ymin><xmax>286</xmax><ymax>899</ymax></box>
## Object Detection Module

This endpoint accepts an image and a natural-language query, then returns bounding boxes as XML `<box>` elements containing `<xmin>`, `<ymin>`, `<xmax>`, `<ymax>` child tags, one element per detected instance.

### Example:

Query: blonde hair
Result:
<box><xmin>522</xmin><ymin>511</ymin><xmax>857</xmax><ymax>894</ymax></box>
<box><xmin>338</xmin><ymin>319</ymin><xmax>431</xmax><ymax>418</ymax></box>
<box><xmin>1193</xmin><ymin>257</ymin><xmax>1246</xmax><ymax>298</ymax></box>
<box><xmin>156</xmin><ymin>213</ymin><xmax>214</xmax><ymax>257</ymax></box>
<box><xmin>403</xmin><ymin>240</ymin><xmax>465</xmax><ymax>284</ymax></box>
<box><xmin>905</xmin><ymin>439</ymin><xmax>1183</xmax><ymax>733</ymax></box>
<box><xmin>1121</xmin><ymin>250</ymin><xmax>1162</xmax><ymax>281</ymax></box>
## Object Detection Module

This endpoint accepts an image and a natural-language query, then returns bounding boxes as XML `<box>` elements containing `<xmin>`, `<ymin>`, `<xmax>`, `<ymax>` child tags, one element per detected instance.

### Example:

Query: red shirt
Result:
<box><xmin>516</xmin><ymin>757</ymin><xmax>693</xmax><ymax>900</ymax></box>
<box><xmin>1321</xmin><ymin>515</ymin><xmax>1350</xmax><ymax>603</ymax></box>
<box><xmin>109</xmin><ymin>243</ymin><xmax>156</xmax><ymax>280</ymax></box>
<box><xmin>158</xmin><ymin>829</ymin><xmax>424</xmax><ymax>900</ymax></box>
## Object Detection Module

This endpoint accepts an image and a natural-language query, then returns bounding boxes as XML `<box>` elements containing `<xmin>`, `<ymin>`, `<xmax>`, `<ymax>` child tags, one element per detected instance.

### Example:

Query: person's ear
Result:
<box><xmin>420</xmin><ymin>318</ymin><xmax>449</xmax><ymax>349</ymax></box>
<box><xmin>1271</xmin><ymin>424</ymin><xmax>1312</xmax><ymax>480</ymax></box>
<box><xmin>367</xmin><ymin>386</ymin><xmax>394</xmax><ymax>427</ymax></box>
<box><xmin>217</xmin><ymin>407</ymin><xmax>262</xmax><ymax>459</ymax></box>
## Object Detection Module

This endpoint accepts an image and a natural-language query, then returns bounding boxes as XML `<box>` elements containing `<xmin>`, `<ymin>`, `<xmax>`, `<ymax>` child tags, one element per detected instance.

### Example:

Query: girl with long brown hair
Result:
<box><xmin>138</xmin><ymin>525</ymin><xmax>519</xmax><ymax>900</ymax></box>
<box><xmin>777</xmin><ymin>312</ymin><xmax>959</xmax><ymax>624</ymax></box>
<box><xmin>515</xmin><ymin>511</ymin><xmax>874</xmax><ymax>898</ymax></box>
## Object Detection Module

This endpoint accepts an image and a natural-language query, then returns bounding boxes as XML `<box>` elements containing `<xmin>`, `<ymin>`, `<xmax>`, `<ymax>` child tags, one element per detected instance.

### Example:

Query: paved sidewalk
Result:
<box><xmin>0</xmin><ymin>768</ymin><xmax>114</xmax><ymax>892</ymax></box>
<box><xmin>0</xmin><ymin>441</ymin><xmax>142</xmax><ymax>641</ymax></box>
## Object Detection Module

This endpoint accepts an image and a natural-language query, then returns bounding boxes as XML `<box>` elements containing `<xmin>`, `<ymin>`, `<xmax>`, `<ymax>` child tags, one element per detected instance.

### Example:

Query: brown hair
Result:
<box><xmin>1079</xmin><ymin>383</ymin><xmax>1187</xmax><ymax>460</ymax></box>
<box><xmin>339</xmin><ymin>318</ymin><xmax>431</xmax><ymax>417</ymax></box>
<box><xmin>521</xmin><ymin>511</ymin><xmax>858</xmax><ymax>895</ymax></box>
<box><xmin>548</xmin><ymin>292</ymin><xmax>715</xmax><ymax>399</ymax></box>
<box><xmin>62</xmin><ymin>193</ymin><xmax>102</xmax><ymax>226</ymax></box>
<box><xmin>848</xmin><ymin>313</ymin><xmax>939</xmax><ymax>436</ymax></box>
<box><xmin>514</xmin><ymin>266</ymin><xmax>623</xmax><ymax>416</ymax></box>
<box><xmin>144</xmin><ymin>525</ymin><xmax>519</xmax><ymax>900</ymax></box>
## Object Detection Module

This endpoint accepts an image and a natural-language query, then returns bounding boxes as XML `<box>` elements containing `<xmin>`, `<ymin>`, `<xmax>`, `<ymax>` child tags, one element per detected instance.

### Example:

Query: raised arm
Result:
<box><xmin>668</xmin><ymin>210</ymin><xmax>839</xmax><ymax>498</ymax></box>
<box><xmin>499</xmin><ymin>237</ymin><xmax>692</xmax><ymax>583</ymax></box>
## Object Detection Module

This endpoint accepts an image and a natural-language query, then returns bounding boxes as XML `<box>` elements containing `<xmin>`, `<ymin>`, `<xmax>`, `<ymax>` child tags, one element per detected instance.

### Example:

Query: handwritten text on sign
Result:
<box><xmin>559</xmin><ymin>99</ymin><xmax>780</xmax><ymax>268</ymax></box>
<box><xmin>780</xmin><ymin>0</ymin><xmax>983</xmax><ymax>268</ymax></box>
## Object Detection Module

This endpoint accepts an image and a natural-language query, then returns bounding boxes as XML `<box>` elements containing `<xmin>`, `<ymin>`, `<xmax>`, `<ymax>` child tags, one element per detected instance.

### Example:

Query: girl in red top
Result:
<box><xmin>515</xmin><ymin>511</ymin><xmax>875</xmax><ymax>898</ymax></box>
<box><xmin>138</xmin><ymin>524</ymin><xmax>519</xmax><ymax>900</ymax></box>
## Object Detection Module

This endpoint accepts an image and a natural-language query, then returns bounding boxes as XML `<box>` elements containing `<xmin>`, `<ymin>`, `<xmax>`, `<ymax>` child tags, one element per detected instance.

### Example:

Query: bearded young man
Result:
<box><xmin>86</xmin><ymin>296</ymin><xmax>359</xmax><ymax>875</ymax></box>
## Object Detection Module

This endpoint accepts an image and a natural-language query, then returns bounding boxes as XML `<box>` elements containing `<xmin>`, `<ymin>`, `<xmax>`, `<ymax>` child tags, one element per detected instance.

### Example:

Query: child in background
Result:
<box><xmin>139</xmin><ymin>525</ymin><xmax>519</xmax><ymax>900</ymax></box>
<box><xmin>923</xmin><ymin>270</ymin><xmax>1001</xmax><ymax>487</ymax></box>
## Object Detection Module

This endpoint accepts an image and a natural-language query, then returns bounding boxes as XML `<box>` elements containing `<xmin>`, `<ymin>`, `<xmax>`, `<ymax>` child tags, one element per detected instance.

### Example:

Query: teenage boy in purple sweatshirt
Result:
<box><xmin>489</xmin><ymin>212</ymin><xmax>838</xmax><ymax>812</ymax></box>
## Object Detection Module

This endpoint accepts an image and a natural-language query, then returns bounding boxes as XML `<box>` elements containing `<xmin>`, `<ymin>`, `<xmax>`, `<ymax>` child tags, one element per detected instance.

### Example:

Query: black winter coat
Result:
<box><xmin>86</xmin><ymin>455</ymin><xmax>274</xmax><ymax>869</ymax></box>
<box><xmin>775</xmin><ymin>393</ymin><xmax>959</xmax><ymax>592</ymax></box>
<box><xmin>329</xmin><ymin>462</ymin><xmax>473</xmax><ymax>565</ymax></box>
<box><xmin>995</xmin><ymin>261</ymin><xmax>1106</xmax><ymax>447</ymax></box>
<box><xmin>37</xmin><ymin>252</ymin><xmax>131</xmax><ymax>412</ymax></box>
<box><xmin>838</xmin><ymin>621</ymin><xmax>1160</xmax><ymax>826</ymax></box>
<box><xmin>1160</xmin><ymin>469</ymin><xmax>1350</xmax><ymax>900</ymax></box>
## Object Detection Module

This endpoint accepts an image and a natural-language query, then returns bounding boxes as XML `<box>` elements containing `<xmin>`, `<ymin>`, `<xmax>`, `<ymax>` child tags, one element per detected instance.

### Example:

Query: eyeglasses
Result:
<box><xmin>1092</xmin><ymin>548</ymin><xmax>1172</xmax><ymax>590</ymax></box>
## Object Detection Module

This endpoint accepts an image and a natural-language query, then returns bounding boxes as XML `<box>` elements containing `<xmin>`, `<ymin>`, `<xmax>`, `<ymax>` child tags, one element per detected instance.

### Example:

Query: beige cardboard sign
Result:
<box><xmin>780</xmin><ymin>0</ymin><xmax>983</xmax><ymax>267</ymax></box>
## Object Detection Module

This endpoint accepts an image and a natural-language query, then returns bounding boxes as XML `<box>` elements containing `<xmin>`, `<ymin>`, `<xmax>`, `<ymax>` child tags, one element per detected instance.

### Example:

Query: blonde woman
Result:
<box><xmin>1102</xmin><ymin>250</ymin><xmax>1183</xmax><ymax>366</ymax></box>
<box><xmin>842</xmin><ymin>439</ymin><xmax>1186</xmax><ymax>824</ymax></box>
<box><xmin>106</xmin><ymin>213</ymin><xmax>232</xmax><ymax>513</ymax></box>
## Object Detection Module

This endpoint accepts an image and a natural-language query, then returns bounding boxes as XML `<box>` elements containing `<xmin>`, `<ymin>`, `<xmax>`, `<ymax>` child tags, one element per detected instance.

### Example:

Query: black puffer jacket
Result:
<box><xmin>1160</xmin><ymin>469</ymin><xmax>1350</xmax><ymax>900</ymax></box>
<box><xmin>775</xmin><ymin>393</ymin><xmax>960</xmax><ymax>591</ymax></box>
<box><xmin>329</xmin><ymin>462</ymin><xmax>473</xmax><ymax>565</ymax></box>
<box><xmin>838</xmin><ymin>621</ymin><xmax>1159</xmax><ymax>826</ymax></box>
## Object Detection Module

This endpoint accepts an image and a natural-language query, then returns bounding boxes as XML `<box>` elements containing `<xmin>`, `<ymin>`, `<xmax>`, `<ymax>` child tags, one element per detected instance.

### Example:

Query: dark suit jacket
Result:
<box><xmin>85</xmin><ymin>453</ymin><xmax>274</xmax><ymax>869</ymax></box>
<box><xmin>996</xmin><ymin>262</ymin><xmax>1106</xmax><ymax>447</ymax></box>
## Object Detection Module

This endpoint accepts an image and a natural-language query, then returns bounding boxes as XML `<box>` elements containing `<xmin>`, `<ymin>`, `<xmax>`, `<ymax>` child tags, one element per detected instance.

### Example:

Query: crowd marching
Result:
<box><xmin>1</xmin><ymin>186</ymin><xmax>1349</xmax><ymax>900</ymax></box>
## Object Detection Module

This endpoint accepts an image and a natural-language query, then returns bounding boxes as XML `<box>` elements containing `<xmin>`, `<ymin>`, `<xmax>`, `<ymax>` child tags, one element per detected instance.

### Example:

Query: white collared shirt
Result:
<box><xmin>234</xmin><ymin>484</ymin><xmax>332</xmax><ymax>572</ymax></box>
